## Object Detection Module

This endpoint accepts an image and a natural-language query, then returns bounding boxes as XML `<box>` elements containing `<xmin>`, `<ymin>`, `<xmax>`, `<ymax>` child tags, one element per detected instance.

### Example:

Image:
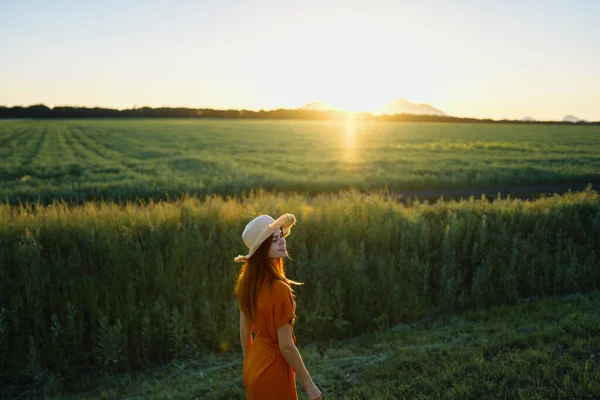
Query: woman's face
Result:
<box><xmin>268</xmin><ymin>228</ymin><xmax>287</xmax><ymax>259</ymax></box>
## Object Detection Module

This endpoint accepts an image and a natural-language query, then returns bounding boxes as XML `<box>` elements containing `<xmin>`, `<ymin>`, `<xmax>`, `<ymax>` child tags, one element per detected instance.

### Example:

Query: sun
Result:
<box><xmin>328</xmin><ymin>90</ymin><xmax>385</xmax><ymax>114</ymax></box>
<box><xmin>321</xmin><ymin>73</ymin><xmax>397</xmax><ymax>113</ymax></box>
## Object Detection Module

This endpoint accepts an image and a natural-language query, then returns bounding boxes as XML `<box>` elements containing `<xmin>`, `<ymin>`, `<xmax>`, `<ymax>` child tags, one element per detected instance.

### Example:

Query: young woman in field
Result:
<box><xmin>234</xmin><ymin>214</ymin><xmax>322</xmax><ymax>400</ymax></box>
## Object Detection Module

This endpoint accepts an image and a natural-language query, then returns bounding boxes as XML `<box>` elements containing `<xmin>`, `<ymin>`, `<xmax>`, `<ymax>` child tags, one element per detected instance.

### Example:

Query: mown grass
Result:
<box><xmin>10</xmin><ymin>291</ymin><xmax>600</xmax><ymax>399</ymax></box>
<box><xmin>1</xmin><ymin>119</ymin><xmax>600</xmax><ymax>204</ymax></box>
<box><xmin>1</xmin><ymin>189</ymin><xmax>599</xmax><ymax>384</ymax></box>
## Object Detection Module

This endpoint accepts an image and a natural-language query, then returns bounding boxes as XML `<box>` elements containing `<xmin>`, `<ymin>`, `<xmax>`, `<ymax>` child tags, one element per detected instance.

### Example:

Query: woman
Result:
<box><xmin>234</xmin><ymin>214</ymin><xmax>322</xmax><ymax>400</ymax></box>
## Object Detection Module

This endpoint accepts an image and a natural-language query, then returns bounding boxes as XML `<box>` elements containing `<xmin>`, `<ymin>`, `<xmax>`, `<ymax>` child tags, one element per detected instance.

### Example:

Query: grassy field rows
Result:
<box><xmin>23</xmin><ymin>124</ymin><xmax>48</xmax><ymax>168</ymax></box>
<box><xmin>1</xmin><ymin>119</ymin><xmax>600</xmax><ymax>203</ymax></box>
<box><xmin>0</xmin><ymin>124</ymin><xmax>29</xmax><ymax>151</ymax></box>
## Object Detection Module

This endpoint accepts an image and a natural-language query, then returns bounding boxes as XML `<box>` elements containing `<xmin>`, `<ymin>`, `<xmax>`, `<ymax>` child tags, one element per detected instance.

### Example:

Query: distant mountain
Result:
<box><xmin>562</xmin><ymin>115</ymin><xmax>581</xmax><ymax>123</ymax></box>
<box><xmin>377</xmin><ymin>98</ymin><xmax>445</xmax><ymax>116</ymax></box>
<box><xmin>297</xmin><ymin>101</ymin><xmax>334</xmax><ymax>111</ymax></box>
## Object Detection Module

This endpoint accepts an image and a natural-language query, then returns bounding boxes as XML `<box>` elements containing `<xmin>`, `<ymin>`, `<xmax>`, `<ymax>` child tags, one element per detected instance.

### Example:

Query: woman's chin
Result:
<box><xmin>270</xmin><ymin>251</ymin><xmax>288</xmax><ymax>259</ymax></box>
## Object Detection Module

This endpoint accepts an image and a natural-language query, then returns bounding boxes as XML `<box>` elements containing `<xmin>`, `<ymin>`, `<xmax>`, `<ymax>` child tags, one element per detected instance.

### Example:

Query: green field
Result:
<box><xmin>2</xmin><ymin>119</ymin><xmax>600</xmax><ymax>398</ymax></box>
<box><xmin>20</xmin><ymin>292</ymin><xmax>600</xmax><ymax>400</ymax></box>
<box><xmin>2</xmin><ymin>189</ymin><xmax>599</xmax><ymax>397</ymax></box>
<box><xmin>1</xmin><ymin>119</ymin><xmax>600</xmax><ymax>203</ymax></box>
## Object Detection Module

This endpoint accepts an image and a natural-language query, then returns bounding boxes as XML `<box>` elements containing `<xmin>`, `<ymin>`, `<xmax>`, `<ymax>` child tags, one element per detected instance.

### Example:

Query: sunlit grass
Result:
<box><xmin>2</xmin><ymin>119</ymin><xmax>600</xmax><ymax>398</ymax></box>
<box><xmin>1</xmin><ymin>188</ymin><xmax>599</xmax><ymax>389</ymax></box>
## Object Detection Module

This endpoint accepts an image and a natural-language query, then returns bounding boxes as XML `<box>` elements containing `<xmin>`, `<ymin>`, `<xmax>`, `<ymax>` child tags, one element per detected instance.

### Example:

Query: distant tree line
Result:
<box><xmin>0</xmin><ymin>104</ymin><xmax>598</xmax><ymax>125</ymax></box>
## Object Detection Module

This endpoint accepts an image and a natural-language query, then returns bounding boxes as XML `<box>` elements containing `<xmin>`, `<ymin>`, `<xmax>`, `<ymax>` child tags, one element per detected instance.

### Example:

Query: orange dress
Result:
<box><xmin>243</xmin><ymin>280</ymin><xmax>298</xmax><ymax>400</ymax></box>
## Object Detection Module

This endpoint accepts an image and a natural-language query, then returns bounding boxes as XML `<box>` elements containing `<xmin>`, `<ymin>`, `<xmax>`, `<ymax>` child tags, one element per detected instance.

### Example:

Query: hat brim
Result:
<box><xmin>234</xmin><ymin>213</ymin><xmax>296</xmax><ymax>263</ymax></box>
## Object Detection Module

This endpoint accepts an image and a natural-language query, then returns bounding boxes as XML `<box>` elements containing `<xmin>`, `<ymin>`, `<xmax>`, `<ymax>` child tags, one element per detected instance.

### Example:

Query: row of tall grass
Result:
<box><xmin>2</xmin><ymin>119</ymin><xmax>600</xmax><ymax>204</ymax></box>
<box><xmin>1</xmin><ymin>189</ymin><xmax>599</xmax><ymax>383</ymax></box>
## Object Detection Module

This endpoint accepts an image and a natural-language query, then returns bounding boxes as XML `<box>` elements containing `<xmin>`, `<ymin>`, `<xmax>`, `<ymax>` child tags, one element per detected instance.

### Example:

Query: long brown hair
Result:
<box><xmin>234</xmin><ymin>232</ymin><xmax>302</xmax><ymax>322</ymax></box>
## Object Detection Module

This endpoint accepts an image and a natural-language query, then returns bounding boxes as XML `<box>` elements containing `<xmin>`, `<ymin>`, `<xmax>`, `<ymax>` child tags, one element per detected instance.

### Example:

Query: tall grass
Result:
<box><xmin>1</xmin><ymin>189</ymin><xmax>599</xmax><ymax>381</ymax></box>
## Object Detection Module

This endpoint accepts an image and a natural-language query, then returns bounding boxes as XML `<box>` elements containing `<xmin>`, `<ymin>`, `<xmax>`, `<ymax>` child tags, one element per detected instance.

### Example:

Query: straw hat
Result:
<box><xmin>234</xmin><ymin>213</ymin><xmax>296</xmax><ymax>263</ymax></box>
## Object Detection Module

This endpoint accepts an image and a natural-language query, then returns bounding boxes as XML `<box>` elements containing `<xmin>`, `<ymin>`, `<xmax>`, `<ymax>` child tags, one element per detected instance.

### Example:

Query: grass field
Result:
<box><xmin>2</xmin><ymin>118</ymin><xmax>600</xmax><ymax>398</ymax></box>
<box><xmin>1</xmin><ymin>118</ymin><xmax>600</xmax><ymax>203</ymax></box>
<box><xmin>10</xmin><ymin>291</ymin><xmax>600</xmax><ymax>399</ymax></box>
<box><xmin>2</xmin><ymin>189</ymin><xmax>599</xmax><ymax>391</ymax></box>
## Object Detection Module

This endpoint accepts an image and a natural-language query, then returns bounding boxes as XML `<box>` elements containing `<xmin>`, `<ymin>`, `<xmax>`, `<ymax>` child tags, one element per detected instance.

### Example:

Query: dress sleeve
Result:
<box><xmin>272</xmin><ymin>281</ymin><xmax>296</xmax><ymax>330</ymax></box>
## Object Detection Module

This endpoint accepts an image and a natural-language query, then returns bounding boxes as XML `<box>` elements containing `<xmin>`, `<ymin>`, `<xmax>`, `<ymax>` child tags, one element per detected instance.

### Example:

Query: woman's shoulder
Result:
<box><xmin>268</xmin><ymin>279</ymin><xmax>292</xmax><ymax>297</ymax></box>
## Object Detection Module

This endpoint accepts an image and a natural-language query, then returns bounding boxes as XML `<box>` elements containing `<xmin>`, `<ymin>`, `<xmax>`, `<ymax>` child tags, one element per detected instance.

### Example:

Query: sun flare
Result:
<box><xmin>344</xmin><ymin>113</ymin><xmax>356</xmax><ymax>149</ymax></box>
<box><xmin>342</xmin><ymin>113</ymin><xmax>359</xmax><ymax>165</ymax></box>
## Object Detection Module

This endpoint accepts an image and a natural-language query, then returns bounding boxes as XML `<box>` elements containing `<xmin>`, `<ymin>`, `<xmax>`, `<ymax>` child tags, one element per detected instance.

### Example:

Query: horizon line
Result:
<box><xmin>1</xmin><ymin>103</ymin><xmax>596</xmax><ymax>123</ymax></box>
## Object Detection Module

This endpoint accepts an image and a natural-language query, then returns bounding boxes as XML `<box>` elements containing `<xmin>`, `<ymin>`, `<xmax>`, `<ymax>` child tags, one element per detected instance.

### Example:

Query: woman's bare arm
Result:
<box><xmin>277</xmin><ymin>323</ymin><xmax>320</xmax><ymax>398</ymax></box>
<box><xmin>239</xmin><ymin>311</ymin><xmax>252</xmax><ymax>358</ymax></box>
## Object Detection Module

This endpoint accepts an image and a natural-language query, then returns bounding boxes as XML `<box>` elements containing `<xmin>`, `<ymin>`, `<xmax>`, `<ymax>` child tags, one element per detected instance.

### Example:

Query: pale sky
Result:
<box><xmin>1</xmin><ymin>0</ymin><xmax>599</xmax><ymax>120</ymax></box>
